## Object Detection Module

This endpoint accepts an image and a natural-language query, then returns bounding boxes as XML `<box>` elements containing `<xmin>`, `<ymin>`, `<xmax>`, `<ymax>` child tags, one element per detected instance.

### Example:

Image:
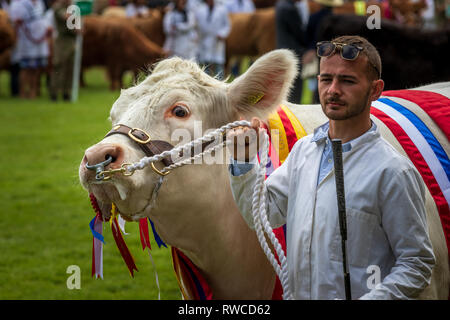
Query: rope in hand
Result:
<box><xmin>125</xmin><ymin>120</ymin><xmax>294</xmax><ymax>300</ymax></box>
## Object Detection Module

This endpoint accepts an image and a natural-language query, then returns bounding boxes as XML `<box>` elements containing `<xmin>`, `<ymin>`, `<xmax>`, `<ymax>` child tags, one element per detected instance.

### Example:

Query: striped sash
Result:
<box><xmin>370</xmin><ymin>91</ymin><xmax>450</xmax><ymax>256</ymax></box>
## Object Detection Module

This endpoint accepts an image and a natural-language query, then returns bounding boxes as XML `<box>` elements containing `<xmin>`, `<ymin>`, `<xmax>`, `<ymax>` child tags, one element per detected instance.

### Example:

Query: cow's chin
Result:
<box><xmin>85</xmin><ymin>176</ymin><xmax>155</xmax><ymax>222</ymax></box>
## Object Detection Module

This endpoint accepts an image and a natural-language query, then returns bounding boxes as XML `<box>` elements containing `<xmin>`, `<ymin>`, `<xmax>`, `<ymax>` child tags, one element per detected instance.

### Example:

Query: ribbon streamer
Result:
<box><xmin>111</xmin><ymin>204</ymin><xmax>138</xmax><ymax>277</ymax></box>
<box><xmin>139</xmin><ymin>218</ymin><xmax>151</xmax><ymax>251</ymax></box>
<box><xmin>118</xmin><ymin>215</ymin><xmax>130</xmax><ymax>235</ymax></box>
<box><xmin>139</xmin><ymin>218</ymin><xmax>161</xmax><ymax>299</ymax></box>
<box><xmin>91</xmin><ymin>213</ymin><xmax>104</xmax><ymax>279</ymax></box>
<box><xmin>89</xmin><ymin>194</ymin><xmax>104</xmax><ymax>279</ymax></box>
<box><xmin>149</xmin><ymin>218</ymin><xmax>167</xmax><ymax>248</ymax></box>
<box><xmin>146</xmin><ymin>248</ymin><xmax>161</xmax><ymax>300</ymax></box>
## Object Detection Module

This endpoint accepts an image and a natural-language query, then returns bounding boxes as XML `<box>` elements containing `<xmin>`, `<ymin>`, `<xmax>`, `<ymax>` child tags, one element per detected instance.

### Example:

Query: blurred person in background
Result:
<box><xmin>225</xmin><ymin>0</ymin><xmax>255</xmax><ymax>78</ymax></box>
<box><xmin>10</xmin><ymin>0</ymin><xmax>51</xmax><ymax>99</ymax></box>
<box><xmin>125</xmin><ymin>0</ymin><xmax>149</xmax><ymax>17</ymax></box>
<box><xmin>301</xmin><ymin>0</ymin><xmax>342</xmax><ymax>104</ymax></box>
<box><xmin>49</xmin><ymin>0</ymin><xmax>76</xmax><ymax>101</ymax></box>
<box><xmin>163</xmin><ymin>0</ymin><xmax>198</xmax><ymax>60</ymax></box>
<box><xmin>275</xmin><ymin>0</ymin><xmax>306</xmax><ymax>103</ymax></box>
<box><xmin>195</xmin><ymin>0</ymin><xmax>230</xmax><ymax>80</ymax></box>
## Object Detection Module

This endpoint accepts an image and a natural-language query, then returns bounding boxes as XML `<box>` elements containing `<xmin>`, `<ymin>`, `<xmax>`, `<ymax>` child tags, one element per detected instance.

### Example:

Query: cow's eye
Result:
<box><xmin>172</xmin><ymin>105</ymin><xmax>189</xmax><ymax>118</ymax></box>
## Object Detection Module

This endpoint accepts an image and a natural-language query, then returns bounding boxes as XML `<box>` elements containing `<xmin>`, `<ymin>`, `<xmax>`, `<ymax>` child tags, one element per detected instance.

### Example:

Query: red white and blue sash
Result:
<box><xmin>371</xmin><ymin>90</ymin><xmax>450</xmax><ymax>257</ymax></box>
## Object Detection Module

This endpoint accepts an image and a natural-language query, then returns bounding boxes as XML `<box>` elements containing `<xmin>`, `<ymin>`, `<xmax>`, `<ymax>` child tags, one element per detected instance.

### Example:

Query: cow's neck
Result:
<box><xmin>148</xmin><ymin>162</ymin><xmax>276</xmax><ymax>299</ymax></box>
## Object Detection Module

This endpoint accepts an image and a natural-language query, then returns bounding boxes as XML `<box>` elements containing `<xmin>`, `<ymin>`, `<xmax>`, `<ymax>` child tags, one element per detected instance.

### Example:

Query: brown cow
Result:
<box><xmin>116</xmin><ymin>11</ymin><xmax>166</xmax><ymax>48</ymax></box>
<box><xmin>226</xmin><ymin>8</ymin><xmax>276</xmax><ymax>72</ymax></box>
<box><xmin>0</xmin><ymin>9</ymin><xmax>15</xmax><ymax>55</ymax></box>
<box><xmin>82</xmin><ymin>16</ymin><xmax>166</xmax><ymax>90</ymax></box>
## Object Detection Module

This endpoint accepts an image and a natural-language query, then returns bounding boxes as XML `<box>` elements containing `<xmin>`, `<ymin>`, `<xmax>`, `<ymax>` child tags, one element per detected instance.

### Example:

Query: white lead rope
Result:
<box><xmin>126</xmin><ymin>120</ymin><xmax>294</xmax><ymax>300</ymax></box>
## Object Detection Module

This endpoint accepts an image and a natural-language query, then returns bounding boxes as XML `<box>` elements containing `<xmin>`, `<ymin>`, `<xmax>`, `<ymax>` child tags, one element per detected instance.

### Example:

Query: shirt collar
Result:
<box><xmin>312</xmin><ymin>121</ymin><xmax>377</xmax><ymax>152</ymax></box>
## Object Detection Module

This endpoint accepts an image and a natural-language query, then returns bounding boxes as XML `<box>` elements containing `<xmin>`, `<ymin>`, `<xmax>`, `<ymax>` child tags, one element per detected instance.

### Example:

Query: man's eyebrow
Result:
<box><xmin>319</xmin><ymin>73</ymin><xmax>358</xmax><ymax>80</ymax></box>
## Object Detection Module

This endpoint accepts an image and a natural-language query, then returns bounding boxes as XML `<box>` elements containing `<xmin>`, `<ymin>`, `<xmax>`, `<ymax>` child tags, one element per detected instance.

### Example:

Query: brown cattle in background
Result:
<box><xmin>82</xmin><ymin>16</ymin><xmax>166</xmax><ymax>90</ymax></box>
<box><xmin>0</xmin><ymin>10</ymin><xmax>15</xmax><ymax>55</ymax></box>
<box><xmin>113</xmin><ymin>11</ymin><xmax>166</xmax><ymax>47</ymax></box>
<box><xmin>226</xmin><ymin>8</ymin><xmax>276</xmax><ymax>71</ymax></box>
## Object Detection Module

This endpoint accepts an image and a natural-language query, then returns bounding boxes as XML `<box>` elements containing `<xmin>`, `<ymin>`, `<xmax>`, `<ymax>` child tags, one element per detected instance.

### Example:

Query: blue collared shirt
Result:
<box><xmin>313</xmin><ymin>121</ymin><xmax>376</xmax><ymax>185</ymax></box>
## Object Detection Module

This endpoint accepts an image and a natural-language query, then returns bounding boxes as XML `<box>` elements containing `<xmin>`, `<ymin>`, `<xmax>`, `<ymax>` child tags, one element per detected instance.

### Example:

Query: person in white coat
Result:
<box><xmin>194</xmin><ymin>0</ymin><xmax>230</xmax><ymax>79</ymax></box>
<box><xmin>163</xmin><ymin>0</ymin><xmax>198</xmax><ymax>60</ymax></box>
<box><xmin>226</xmin><ymin>36</ymin><xmax>435</xmax><ymax>299</ymax></box>
<box><xmin>10</xmin><ymin>0</ymin><xmax>51</xmax><ymax>98</ymax></box>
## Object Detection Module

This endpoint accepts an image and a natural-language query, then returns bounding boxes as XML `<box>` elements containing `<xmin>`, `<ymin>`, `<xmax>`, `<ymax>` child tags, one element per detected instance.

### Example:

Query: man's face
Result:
<box><xmin>318</xmin><ymin>54</ymin><xmax>374</xmax><ymax>121</ymax></box>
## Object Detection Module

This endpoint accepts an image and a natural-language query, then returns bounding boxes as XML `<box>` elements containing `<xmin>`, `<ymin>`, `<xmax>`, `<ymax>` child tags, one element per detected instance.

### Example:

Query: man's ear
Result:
<box><xmin>226</xmin><ymin>49</ymin><xmax>299</xmax><ymax>120</ymax></box>
<box><xmin>370</xmin><ymin>79</ymin><xmax>385</xmax><ymax>101</ymax></box>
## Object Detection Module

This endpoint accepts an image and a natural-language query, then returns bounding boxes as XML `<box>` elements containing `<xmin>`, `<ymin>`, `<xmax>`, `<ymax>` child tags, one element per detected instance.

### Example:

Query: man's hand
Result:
<box><xmin>226</xmin><ymin>117</ymin><xmax>264</xmax><ymax>162</ymax></box>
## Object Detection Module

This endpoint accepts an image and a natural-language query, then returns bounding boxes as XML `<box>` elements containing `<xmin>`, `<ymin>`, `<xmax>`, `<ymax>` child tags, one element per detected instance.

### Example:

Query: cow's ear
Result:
<box><xmin>227</xmin><ymin>49</ymin><xmax>298</xmax><ymax>119</ymax></box>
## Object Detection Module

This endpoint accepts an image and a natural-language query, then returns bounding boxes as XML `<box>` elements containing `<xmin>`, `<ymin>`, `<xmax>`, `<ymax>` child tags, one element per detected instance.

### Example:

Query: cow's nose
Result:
<box><xmin>85</xmin><ymin>143</ymin><xmax>124</xmax><ymax>169</ymax></box>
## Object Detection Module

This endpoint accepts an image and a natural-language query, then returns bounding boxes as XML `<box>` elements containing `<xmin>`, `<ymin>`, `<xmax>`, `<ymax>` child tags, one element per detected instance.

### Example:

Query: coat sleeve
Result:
<box><xmin>359</xmin><ymin>165</ymin><xmax>436</xmax><ymax>300</ymax></box>
<box><xmin>228</xmin><ymin>143</ymin><xmax>298</xmax><ymax>230</ymax></box>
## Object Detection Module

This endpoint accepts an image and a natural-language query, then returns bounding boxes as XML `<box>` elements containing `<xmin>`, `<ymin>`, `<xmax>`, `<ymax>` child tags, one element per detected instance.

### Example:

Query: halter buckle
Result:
<box><xmin>128</xmin><ymin>128</ymin><xmax>152</xmax><ymax>144</ymax></box>
<box><xmin>151</xmin><ymin>162</ymin><xmax>171</xmax><ymax>176</ymax></box>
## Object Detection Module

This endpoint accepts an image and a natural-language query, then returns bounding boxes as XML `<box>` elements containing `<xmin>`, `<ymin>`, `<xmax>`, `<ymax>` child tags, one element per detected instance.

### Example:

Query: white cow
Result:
<box><xmin>79</xmin><ymin>50</ymin><xmax>449</xmax><ymax>299</ymax></box>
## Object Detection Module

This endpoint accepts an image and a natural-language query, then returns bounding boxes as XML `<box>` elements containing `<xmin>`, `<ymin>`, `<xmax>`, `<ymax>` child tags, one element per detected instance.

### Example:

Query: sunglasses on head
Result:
<box><xmin>316</xmin><ymin>41</ymin><xmax>381</xmax><ymax>78</ymax></box>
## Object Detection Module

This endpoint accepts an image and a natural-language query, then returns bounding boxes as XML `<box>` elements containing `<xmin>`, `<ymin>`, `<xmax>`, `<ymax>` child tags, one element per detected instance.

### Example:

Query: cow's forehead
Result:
<box><xmin>110</xmin><ymin>58</ymin><xmax>228</xmax><ymax>123</ymax></box>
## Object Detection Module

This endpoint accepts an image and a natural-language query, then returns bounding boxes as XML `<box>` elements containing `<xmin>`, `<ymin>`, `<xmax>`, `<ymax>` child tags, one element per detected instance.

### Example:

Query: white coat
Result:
<box><xmin>163</xmin><ymin>9</ymin><xmax>198</xmax><ymax>60</ymax></box>
<box><xmin>194</xmin><ymin>3</ymin><xmax>230</xmax><ymax>65</ymax></box>
<box><xmin>229</xmin><ymin>123</ymin><xmax>435</xmax><ymax>299</ymax></box>
<box><xmin>9</xmin><ymin>0</ymin><xmax>49</xmax><ymax>62</ymax></box>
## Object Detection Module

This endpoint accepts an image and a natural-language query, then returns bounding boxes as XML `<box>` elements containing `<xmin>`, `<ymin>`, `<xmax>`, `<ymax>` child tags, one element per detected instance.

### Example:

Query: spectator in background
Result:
<box><xmin>49</xmin><ymin>0</ymin><xmax>76</xmax><ymax>101</ymax></box>
<box><xmin>275</xmin><ymin>0</ymin><xmax>305</xmax><ymax>104</ymax></box>
<box><xmin>10</xmin><ymin>0</ymin><xmax>51</xmax><ymax>99</ymax></box>
<box><xmin>185</xmin><ymin>0</ymin><xmax>201</xmax><ymax>12</ymax></box>
<box><xmin>195</xmin><ymin>0</ymin><xmax>230</xmax><ymax>80</ymax></box>
<box><xmin>225</xmin><ymin>0</ymin><xmax>255</xmax><ymax>78</ymax></box>
<box><xmin>301</xmin><ymin>0</ymin><xmax>342</xmax><ymax>103</ymax></box>
<box><xmin>225</xmin><ymin>0</ymin><xmax>255</xmax><ymax>13</ymax></box>
<box><xmin>125</xmin><ymin>0</ymin><xmax>149</xmax><ymax>17</ymax></box>
<box><xmin>163</xmin><ymin>0</ymin><xmax>197</xmax><ymax>60</ymax></box>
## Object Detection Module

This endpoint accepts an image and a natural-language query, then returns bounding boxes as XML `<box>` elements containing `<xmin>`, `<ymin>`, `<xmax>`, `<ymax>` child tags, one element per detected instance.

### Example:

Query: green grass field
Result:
<box><xmin>0</xmin><ymin>69</ymin><xmax>181</xmax><ymax>299</ymax></box>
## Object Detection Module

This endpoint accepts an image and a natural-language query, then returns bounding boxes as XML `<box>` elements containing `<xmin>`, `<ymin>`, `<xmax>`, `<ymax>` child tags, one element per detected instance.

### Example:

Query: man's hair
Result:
<box><xmin>331</xmin><ymin>35</ymin><xmax>382</xmax><ymax>80</ymax></box>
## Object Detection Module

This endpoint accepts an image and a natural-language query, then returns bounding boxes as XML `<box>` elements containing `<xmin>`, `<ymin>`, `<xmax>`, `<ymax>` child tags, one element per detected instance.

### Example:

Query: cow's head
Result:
<box><xmin>79</xmin><ymin>49</ymin><xmax>298</xmax><ymax>222</ymax></box>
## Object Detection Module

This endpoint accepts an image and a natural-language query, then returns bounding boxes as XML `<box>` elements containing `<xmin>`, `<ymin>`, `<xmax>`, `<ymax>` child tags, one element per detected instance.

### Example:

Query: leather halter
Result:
<box><xmin>105</xmin><ymin>124</ymin><xmax>175</xmax><ymax>174</ymax></box>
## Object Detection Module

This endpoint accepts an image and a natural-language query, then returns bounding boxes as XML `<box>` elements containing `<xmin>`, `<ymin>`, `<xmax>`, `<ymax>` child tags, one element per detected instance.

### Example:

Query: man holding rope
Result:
<box><xmin>226</xmin><ymin>35</ymin><xmax>435</xmax><ymax>299</ymax></box>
